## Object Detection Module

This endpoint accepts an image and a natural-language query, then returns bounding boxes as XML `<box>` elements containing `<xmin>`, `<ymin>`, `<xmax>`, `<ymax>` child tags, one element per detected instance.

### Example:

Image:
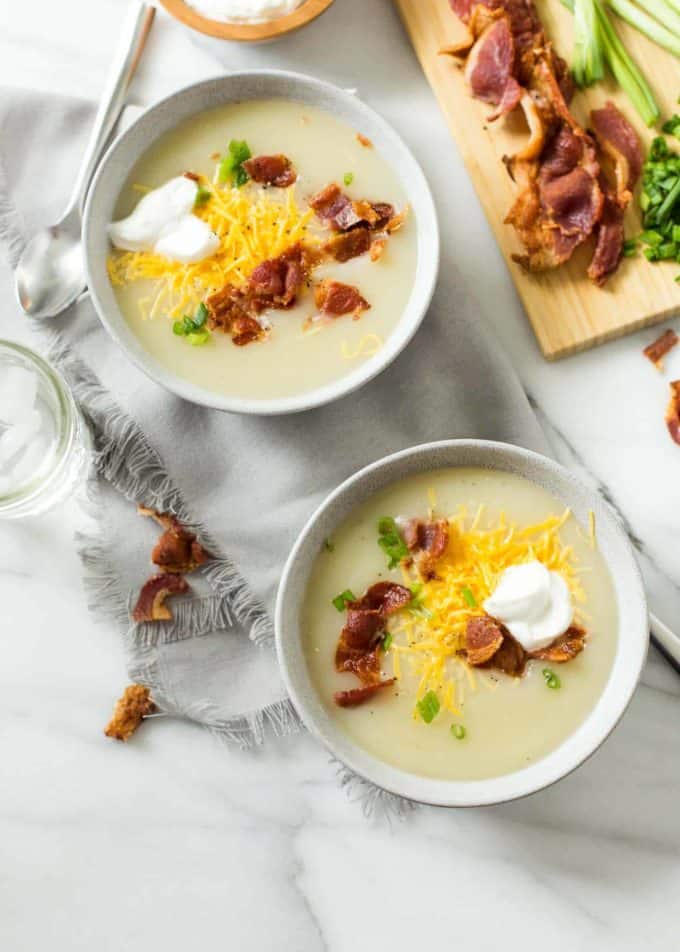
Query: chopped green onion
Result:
<box><xmin>172</xmin><ymin>302</ymin><xmax>212</xmax><ymax>344</ymax></box>
<box><xmin>642</xmin><ymin>229</ymin><xmax>663</xmax><ymax>245</ymax></box>
<box><xmin>377</xmin><ymin>517</ymin><xmax>409</xmax><ymax>569</ymax></box>
<box><xmin>663</xmin><ymin>115</ymin><xmax>680</xmax><ymax>138</ymax></box>
<box><xmin>193</xmin><ymin>302</ymin><xmax>208</xmax><ymax>328</ymax></box>
<box><xmin>622</xmin><ymin>238</ymin><xmax>638</xmax><ymax>256</ymax></box>
<box><xmin>343</xmin><ymin>172</ymin><xmax>354</xmax><ymax>186</ymax></box>
<box><xmin>382</xmin><ymin>633</ymin><xmax>393</xmax><ymax>651</ymax></box>
<box><xmin>186</xmin><ymin>331</ymin><xmax>210</xmax><ymax>346</ymax></box>
<box><xmin>461</xmin><ymin>586</ymin><xmax>477</xmax><ymax>608</ymax></box>
<box><xmin>332</xmin><ymin>589</ymin><xmax>356</xmax><ymax>612</ymax></box>
<box><xmin>194</xmin><ymin>186</ymin><xmax>211</xmax><ymax>206</ymax></box>
<box><xmin>451</xmin><ymin>723</ymin><xmax>466</xmax><ymax>740</ymax></box>
<box><xmin>542</xmin><ymin>668</ymin><xmax>562</xmax><ymax>690</ymax></box>
<box><xmin>416</xmin><ymin>690</ymin><xmax>440</xmax><ymax>724</ymax></box>
<box><xmin>218</xmin><ymin>139</ymin><xmax>252</xmax><ymax>187</ymax></box>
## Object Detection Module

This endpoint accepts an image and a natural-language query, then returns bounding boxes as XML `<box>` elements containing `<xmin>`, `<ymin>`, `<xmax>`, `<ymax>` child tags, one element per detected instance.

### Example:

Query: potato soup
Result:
<box><xmin>107</xmin><ymin>99</ymin><xmax>417</xmax><ymax>401</ymax></box>
<box><xmin>302</xmin><ymin>467</ymin><xmax>618</xmax><ymax>782</ymax></box>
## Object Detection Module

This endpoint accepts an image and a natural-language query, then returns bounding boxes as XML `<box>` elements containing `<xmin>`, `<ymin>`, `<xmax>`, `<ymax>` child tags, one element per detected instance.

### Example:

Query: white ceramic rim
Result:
<box><xmin>83</xmin><ymin>70</ymin><xmax>440</xmax><ymax>415</ymax></box>
<box><xmin>275</xmin><ymin>440</ymin><xmax>649</xmax><ymax>807</ymax></box>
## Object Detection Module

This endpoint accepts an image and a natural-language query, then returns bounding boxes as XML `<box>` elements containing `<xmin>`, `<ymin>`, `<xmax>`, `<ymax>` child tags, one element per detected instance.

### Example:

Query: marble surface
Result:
<box><xmin>2</xmin><ymin>1</ymin><xmax>680</xmax><ymax>949</ymax></box>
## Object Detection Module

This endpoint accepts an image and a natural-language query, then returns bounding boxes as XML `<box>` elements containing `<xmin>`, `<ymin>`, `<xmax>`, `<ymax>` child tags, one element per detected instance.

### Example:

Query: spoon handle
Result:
<box><xmin>67</xmin><ymin>1</ymin><xmax>155</xmax><ymax>220</ymax></box>
<box><xmin>650</xmin><ymin>612</ymin><xmax>680</xmax><ymax>675</ymax></box>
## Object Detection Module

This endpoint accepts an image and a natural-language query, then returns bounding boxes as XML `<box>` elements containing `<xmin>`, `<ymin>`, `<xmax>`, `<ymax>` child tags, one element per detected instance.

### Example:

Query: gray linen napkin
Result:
<box><xmin>0</xmin><ymin>86</ymin><xmax>548</xmax><ymax>759</ymax></box>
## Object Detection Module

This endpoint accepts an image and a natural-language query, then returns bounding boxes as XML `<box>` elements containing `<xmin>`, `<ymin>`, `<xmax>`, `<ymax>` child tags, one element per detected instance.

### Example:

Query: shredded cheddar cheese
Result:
<box><xmin>340</xmin><ymin>333</ymin><xmax>383</xmax><ymax>359</ymax></box>
<box><xmin>387</xmin><ymin>506</ymin><xmax>585</xmax><ymax>716</ymax></box>
<box><xmin>107</xmin><ymin>179</ymin><xmax>320</xmax><ymax>321</ymax></box>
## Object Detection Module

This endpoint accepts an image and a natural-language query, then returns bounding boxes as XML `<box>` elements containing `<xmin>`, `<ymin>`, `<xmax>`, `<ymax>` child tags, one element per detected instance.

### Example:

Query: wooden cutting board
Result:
<box><xmin>394</xmin><ymin>0</ymin><xmax>680</xmax><ymax>358</ymax></box>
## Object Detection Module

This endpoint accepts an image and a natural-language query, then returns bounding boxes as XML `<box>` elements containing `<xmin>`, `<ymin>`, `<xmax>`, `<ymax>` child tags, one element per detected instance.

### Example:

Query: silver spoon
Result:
<box><xmin>15</xmin><ymin>1</ymin><xmax>155</xmax><ymax>319</ymax></box>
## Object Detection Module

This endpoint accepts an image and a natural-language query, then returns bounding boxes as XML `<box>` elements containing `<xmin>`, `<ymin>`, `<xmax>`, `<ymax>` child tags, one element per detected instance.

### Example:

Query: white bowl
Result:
<box><xmin>275</xmin><ymin>440</ymin><xmax>648</xmax><ymax>807</ymax></box>
<box><xmin>83</xmin><ymin>70</ymin><xmax>439</xmax><ymax>415</ymax></box>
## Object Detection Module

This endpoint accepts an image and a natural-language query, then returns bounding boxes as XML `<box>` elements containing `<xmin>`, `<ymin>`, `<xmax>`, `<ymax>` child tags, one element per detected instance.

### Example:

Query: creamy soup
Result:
<box><xmin>302</xmin><ymin>468</ymin><xmax>618</xmax><ymax>782</ymax></box>
<box><xmin>109</xmin><ymin>100</ymin><xmax>417</xmax><ymax>401</ymax></box>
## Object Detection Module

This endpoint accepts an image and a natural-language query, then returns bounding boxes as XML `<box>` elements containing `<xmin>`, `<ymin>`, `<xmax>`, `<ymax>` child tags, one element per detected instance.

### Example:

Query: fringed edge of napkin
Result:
<box><xmin>44</xmin><ymin>330</ymin><xmax>302</xmax><ymax>748</ymax></box>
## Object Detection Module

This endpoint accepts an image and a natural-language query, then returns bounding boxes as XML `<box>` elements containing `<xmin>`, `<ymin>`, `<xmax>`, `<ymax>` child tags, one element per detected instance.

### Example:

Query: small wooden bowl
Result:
<box><xmin>160</xmin><ymin>0</ymin><xmax>335</xmax><ymax>41</ymax></box>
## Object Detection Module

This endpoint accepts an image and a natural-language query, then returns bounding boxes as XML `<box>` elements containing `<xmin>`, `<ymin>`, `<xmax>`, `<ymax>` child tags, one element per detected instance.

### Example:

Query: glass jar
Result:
<box><xmin>0</xmin><ymin>340</ymin><xmax>92</xmax><ymax>518</ymax></box>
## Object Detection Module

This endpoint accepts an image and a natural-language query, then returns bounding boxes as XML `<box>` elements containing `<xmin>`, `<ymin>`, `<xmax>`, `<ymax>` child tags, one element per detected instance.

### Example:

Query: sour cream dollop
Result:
<box><xmin>187</xmin><ymin>0</ymin><xmax>303</xmax><ymax>23</ymax></box>
<box><xmin>483</xmin><ymin>560</ymin><xmax>573</xmax><ymax>652</ymax></box>
<box><xmin>108</xmin><ymin>177</ymin><xmax>219</xmax><ymax>264</ymax></box>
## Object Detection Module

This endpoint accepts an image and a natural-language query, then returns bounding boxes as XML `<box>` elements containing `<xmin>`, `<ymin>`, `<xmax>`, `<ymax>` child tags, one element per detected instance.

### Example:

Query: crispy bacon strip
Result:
<box><xmin>138</xmin><ymin>506</ymin><xmax>210</xmax><ymax>574</ymax></box>
<box><xmin>243</xmin><ymin>154</ymin><xmax>297</xmax><ymax>188</ymax></box>
<box><xmin>644</xmin><ymin>329</ymin><xmax>678</xmax><ymax>370</ymax></box>
<box><xmin>590</xmin><ymin>102</ymin><xmax>643</xmax><ymax>204</ymax></box>
<box><xmin>529</xmin><ymin>625</ymin><xmax>586</xmax><ymax>662</ymax></box>
<box><xmin>104</xmin><ymin>685</ymin><xmax>156</xmax><ymax>741</ymax></box>
<box><xmin>666</xmin><ymin>381</ymin><xmax>680</xmax><ymax>445</ymax></box>
<box><xmin>132</xmin><ymin>573</ymin><xmax>189</xmax><ymax>623</ymax></box>
<box><xmin>587</xmin><ymin>104</ymin><xmax>642</xmax><ymax>285</ymax></box>
<box><xmin>334</xmin><ymin>679</ymin><xmax>395</xmax><ymax>707</ymax></box>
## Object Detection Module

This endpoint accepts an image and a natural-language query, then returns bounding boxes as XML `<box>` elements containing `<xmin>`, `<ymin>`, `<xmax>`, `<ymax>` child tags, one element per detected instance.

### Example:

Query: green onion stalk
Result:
<box><xmin>561</xmin><ymin>0</ymin><xmax>660</xmax><ymax>125</ymax></box>
<box><xmin>573</xmin><ymin>0</ymin><xmax>605</xmax><ymax>85</ymax></box>
<box><xmin>607</xmin><ymin>0</ymin><xmax>680</xmax><ymax>59</ymax></box>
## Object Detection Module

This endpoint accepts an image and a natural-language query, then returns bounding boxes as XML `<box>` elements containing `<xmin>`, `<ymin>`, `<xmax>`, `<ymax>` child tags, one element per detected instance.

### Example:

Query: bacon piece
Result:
<box><xmin>249</xmin><ymin>243</ymin><xmax>306</xmax><ymax>309</ymax></box>
<box><xmin>183</xmin><ymin>171</ymin><xmax>200</xmax><ymax>182</ymax></box>
<box><xmin>104</xmin><ymin>684</ymin><xmax>156</xmax><ymax>741</ymax></box>
<box><xmin>586</xmin><ymin>176</ymin><xmax>624</xmax><ymax>286</ymax></box>
<box><xmin>334</xmin><ymin>582</ymin><xmax>411</xmax><ymax>687</ymax></box>
<box><xmin>508</xmin><ymin>119</ymin><xmax>603</xmax><ymax>271</ymax></box>
<box><xmin>644</xmin><ymin>329</ymin><xmax>679</xmax><ymax>370</ymax></box>
<box><xmin>464</xmin><ymin>17</ymin><xmax>522</xmax><ymax>121</ymax></box>
<box><xmin>315</xmin><ymin>279</ymin><xmax>369</xmax><ymax>317</ymax></box>
<box><xmin>334</xmin><ymin>679</ymin><xmax>395</xmax><ymax>707</ymax></box>
<box><xmin>590</xmin><ymin>102</ymin><xmax>642</xmax><ymax>204</ymax></box>
<box><xmin>666</xmin><ymin>381</ymin><xmax>680</xmax><ymax>445</ymax></box>
<box><xmin>132</xmin><ymin>573</ymin><xmax>189</xmax><ymax>623</ymax></box>
<box><xmin>206</xmin><ymin>244</ymin><xmax>308</xmax><ymax>345</ymax></box>
<box><xmin>403</xmin><ymin>518</ymin><xmax>449</xmax><ymax>578</ymax></box>
<box><xmin>138</xmin><ymin>506</ymin><xmax>210</xmax><ymax>574</ymax></box>
<box><xmin>343</xmin><ymin>607</ymin><xmax>384</xmax><ymax>649</ymax></box>
<box><xmin>529</xmin><ymin>625</ymin><xmax>586</xmax><ymax>662</ymax></box>
<box><xmin>310</xmin><ymin>183</ymin><xmax>363</xmax><ymax>230</ymax></box>
<box><xmin>465</xmin><ymin>614</ymin><xmax>527</xmax><ymax>676</ymax></box>
<box><xmin>370</xmin><ymin>237</ymin><xmax>388</xmax><ymax>261</ymax></box>
<box><xmin>323</xmin><ymin>226</ymin><xmax>371</xmax><ymax>262</ymax></box>
<box><xmin>485</xmin><ymin>631</ymin><xmax>527</xmax><ymax>676</ymax></box>
<box><xmin>232</xmin><ymin>315</ymin><xmax>265</xmax><ymax>346</ymax></box>
<box><xmin>243</xmin><ymin>153</ymin><xmax>297</xmax><ymax>188</ymax></box>
<box><xmin>587</xmin><ymin>104</ymin><xmax>642</xmax><ymax>285</ymax></box>
<box><xmin>309</xmin><ymin>183</ymin><xmax>395</xmax><ymax>233</ymax></box>
<box><xmin>465</xmin><ymin>615</ymin><xmax>504</xmax><ymax>665</ymax></box>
